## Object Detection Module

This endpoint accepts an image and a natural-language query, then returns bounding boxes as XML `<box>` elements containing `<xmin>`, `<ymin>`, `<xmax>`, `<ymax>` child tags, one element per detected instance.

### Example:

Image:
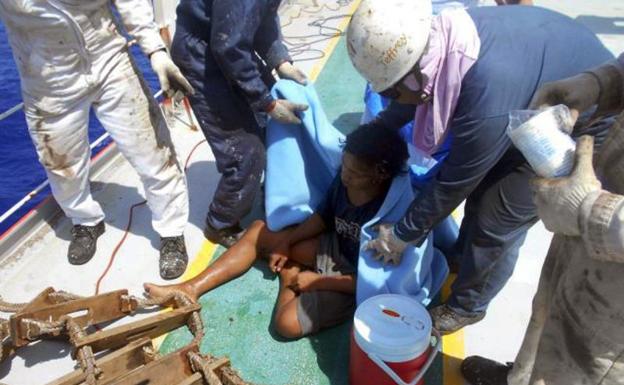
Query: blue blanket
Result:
<box><xmin>266</xmin><ymin>80</ymin><xmax>448</xmax><ymax>305</ymax></box>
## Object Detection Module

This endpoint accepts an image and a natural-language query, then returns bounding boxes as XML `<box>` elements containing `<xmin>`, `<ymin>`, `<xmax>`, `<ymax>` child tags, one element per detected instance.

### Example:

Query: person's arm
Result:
<box><xmin>269</xmin><ymin>213</ymin><xmax>327</xmax><ymax>272</ymax></box>
<box><xmin>114</xmin><ymin>0</ymin><xmax>194</xmax><ymax>97</ymax></box>
<box><xmin>210</xmin><ymin>0</ymin><xmax>274</xmax><ymax>113</ymax></box>
<box><xmin>113</xmin><ymin>0</ymin><xmax>166</xmax><ymax>56</ymax></box>
<box><xmin>585</xmin><ymin>54</ymin><xmax>624</xmax><ymax>115</ymax></box>
<box><xmin>253</xmin><ymin>12</ymin><xmax>308</xmax><ymax>85</ymax></box>
<box><xmin>270</xmin><ymin>177</ymin><xmax>339</xmax><ymax>272</ymax></box>
<box><xmin>580</xmin><ymin>191</ymin><xmax>624</xmax><ymax>263</ymax></box>
<box><xmin>532</xmin><ymin>135</ymin><xmax>624</xmax><ymax>263</ymax></box>
<box><xmin>290</xmin><ymin>272</ymin><xmax>356</xmax><ymax>294</ymax></box>
<box><xmin>210</xmin><ymin>1</ymin><xmax>308</xmax><ymax>122</ymax></box>
<box><xmin>366</xmin><ymin>100</ymin><xmax>417</xmax><ymax>131</ymax></box>
<box><xmin>254</xmin><ymin>12</ymin><xmax>291</xmax><ymax>71</ymax></box>
<box><xmin>285</xmin><ymin>214</ymin><xmax>327</xmax><ymax>246</ymax></box>
<box><xmin>530</xmin><ymin>53</ymin><xmax>624</xmax><ymax>120</ymax></box>
<box><xmin>395</xmin><ymin>115</ymin><xmax>510</xmax><ymax>245</ymax></box>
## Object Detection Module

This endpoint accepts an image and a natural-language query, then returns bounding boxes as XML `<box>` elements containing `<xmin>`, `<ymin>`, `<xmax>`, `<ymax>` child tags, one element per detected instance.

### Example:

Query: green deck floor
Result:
<box><xmin>160</xmin><ymin>36</ymin><xmax>443</xmax><ymax>385</ymax></box>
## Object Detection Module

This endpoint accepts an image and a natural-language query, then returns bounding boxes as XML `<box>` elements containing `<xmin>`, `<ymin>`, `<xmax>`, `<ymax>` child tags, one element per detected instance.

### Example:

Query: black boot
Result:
<box><xmin>68</xmin><ymin>221</ymin><xmax>105</xmax><ymax>265</ymax></box>
<box><xmin>429</xmin><ymin>304</ymin><xmax>486</xmax><ymax>334</ymax></box>
<box><xmin>159</xmin><ymin>236</ymin><xmax>188</xmax><ymax>280</ymax></box>
<box><xmin>203</xmin><ymin>222</ymin><xmax>244</xmax><ymax>248</ymax></box>
<box><xmin>461</xmin><ymin>356</ymin><xmax>512</xmax><ymax>385</ymax></box>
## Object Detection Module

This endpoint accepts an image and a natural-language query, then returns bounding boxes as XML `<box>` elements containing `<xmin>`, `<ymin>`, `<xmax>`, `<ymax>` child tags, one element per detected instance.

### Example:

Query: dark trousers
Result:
<box><xmin>448</xmin><ymin>149</ymin><xmax>538</xmax><ymax>314</ymax></box>
<box><xmin>447</xmin><ymin>117</ymin><xmax>613</xmax><ymax>315</ymax></box>
<box><xmin>188</xmin><ymin>90</ymin><xmax>266</xmax><ymax>229</ymax></box>
<box><xmin>171</xmin><ymin>31</ymin><xmax>267</xmax><ymax>230</ymax></box>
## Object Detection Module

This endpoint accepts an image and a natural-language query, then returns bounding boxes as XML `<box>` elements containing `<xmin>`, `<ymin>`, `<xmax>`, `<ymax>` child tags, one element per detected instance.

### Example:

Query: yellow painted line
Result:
<box><xmin>152</xmin><ymin>240</ymin><xmax>218</xmax><ymax>350</ymax></box>
<box><xmin>307</xmin><ymin>0</ymin><xmax>362</xmax><ymax>82</ymax></box>
<box><xmin>441</xmin><ymin>274</ymin><xmax>465</xmax><ymax>385</ymax></box>
<box><xmin>182</xmin><ymin>240</ymin><xmax>219</xmax><ymax>281</ymax></box>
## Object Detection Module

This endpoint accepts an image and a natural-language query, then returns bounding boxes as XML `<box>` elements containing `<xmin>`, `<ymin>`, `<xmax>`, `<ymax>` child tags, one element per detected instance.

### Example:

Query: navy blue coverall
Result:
<box><xmin>368</xmin><ymin>6</ymin><xmax>614</xmax><ymax>315</ymax></box>
<box><xmin>171</xmin><ymin>0</ymin><xmax>290</xmax><ymax>230</ymax></box>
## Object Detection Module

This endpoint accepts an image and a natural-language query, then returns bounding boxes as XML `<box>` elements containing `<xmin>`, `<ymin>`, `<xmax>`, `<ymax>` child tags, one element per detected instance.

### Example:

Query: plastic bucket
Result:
<box><xmin>349</xmin><ymin>294</ymin><xmax>441</xmax><ymax>385</ymax></box>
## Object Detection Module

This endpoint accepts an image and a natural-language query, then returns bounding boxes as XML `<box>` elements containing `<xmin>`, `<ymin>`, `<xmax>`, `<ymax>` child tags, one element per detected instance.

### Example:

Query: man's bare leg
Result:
<box><xmin>272</xmin><ymin>239</ymin><xmax>319</xmax><ymax>338</ymax></box>
<box><xmin>144</xmin><ymin>220</ymin><xmax>292</xmax><ymax>301</ymax></box>
<box><xmin>273</xmin><ymin>264</ymin><xmax>304</xmax><ymax>339</ymax></box>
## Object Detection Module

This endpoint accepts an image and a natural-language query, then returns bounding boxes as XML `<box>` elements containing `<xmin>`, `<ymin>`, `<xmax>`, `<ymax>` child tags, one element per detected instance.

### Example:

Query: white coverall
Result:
<box><xmin>508</xmin><ymin>61</ymin><xmax>624</xmax><ymax>384</ymax></box>
<box><xmin>0</xmin><ymin>0</ymin><xmax>188</xmax><ymax>237</ymax></box>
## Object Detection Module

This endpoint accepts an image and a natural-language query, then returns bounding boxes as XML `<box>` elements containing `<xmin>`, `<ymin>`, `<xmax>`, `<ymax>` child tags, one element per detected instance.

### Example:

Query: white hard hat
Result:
<box><xmin>347</xmin><ymin>0</ymin><xmax>432</xmax><ymax>93</ymax></box>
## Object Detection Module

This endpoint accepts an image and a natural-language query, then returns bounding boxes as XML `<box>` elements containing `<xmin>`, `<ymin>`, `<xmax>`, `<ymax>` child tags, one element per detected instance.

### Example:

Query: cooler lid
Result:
<box><xmin>353</xmin><ymin>294</ymin><xmax>432</xmax><ymax>362</ymax></box>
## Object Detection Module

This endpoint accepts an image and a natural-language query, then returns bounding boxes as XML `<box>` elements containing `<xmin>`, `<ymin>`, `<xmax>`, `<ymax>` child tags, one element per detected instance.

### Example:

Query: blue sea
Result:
<box><xmin>0</xmin><ymin>22</ymin><xmax>161</xmax><ymax>234</ymax></box>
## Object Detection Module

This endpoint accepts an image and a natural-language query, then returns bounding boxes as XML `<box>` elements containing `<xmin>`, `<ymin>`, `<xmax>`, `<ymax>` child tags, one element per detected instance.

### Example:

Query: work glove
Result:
<box><xmin>596</xmin><ymin>114</ymin><xmax>624</xmax><ymax>192</ymax></box>
<box><xmin>267</xmin><ymin>99</ymin><xmax>309</xmax><ymax>125</ymax></box>
<box><xmin>529</xmin><ymin>73</ymin><xmax>600</xmax><ymax>124</ymax></box>
<box><xmin>363</xmin><ymin>223</ymin><xmax>408</xmax><ymax>265</ymax></box>
<box><xmin>150</xmin><ymin>50</ymin><xmax>195</xmax><ymax>101</ymax></box>
<box><xmin>277</xmin><ymin>61</ymin><xmax>308</xmax><ymax>85</ymax></box>
<box><xmin>532</xmin><ymin>135</ymin><xmax>602</xmax><ymax>236</ymax></box>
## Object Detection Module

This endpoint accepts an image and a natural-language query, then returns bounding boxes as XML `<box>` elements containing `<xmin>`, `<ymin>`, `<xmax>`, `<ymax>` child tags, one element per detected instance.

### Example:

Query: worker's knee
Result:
<box><xmin>274</xmin><ymin>307</ymin><xmax>303</xmax><ymax>339</ymax></box>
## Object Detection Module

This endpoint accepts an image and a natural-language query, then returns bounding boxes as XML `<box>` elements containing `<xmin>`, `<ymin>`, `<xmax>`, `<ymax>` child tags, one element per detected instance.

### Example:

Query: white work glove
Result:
<box><xmin>364</xmin><ymin>223</ymin><xmax>408</xmax><ymax>265</ymax></box>
<box><xmin>277</xmin><ymin>61</ymin><xmax>308</xmax><ymax>85</ymax></box>
<box><xmin>150</xmin><ymin>50</ymin><xmax>195</xmax><ymax>100</ymax></box>
<box><xmin>532</xmin><ymin>135</ymin><xmax>602</xmax><ymax>236</ymax></box>
<box><xmin>267</xmin><ymin>100</ymin><xmax>309</xmax><ymax>125</ymax></box>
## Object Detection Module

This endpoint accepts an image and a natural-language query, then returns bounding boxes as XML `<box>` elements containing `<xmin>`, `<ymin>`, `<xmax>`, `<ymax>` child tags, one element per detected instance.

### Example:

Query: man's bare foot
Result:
<box><xmin>143</xmin><ymin>282</ymin><xmax>198</xmax><ymax>303</ymax></box>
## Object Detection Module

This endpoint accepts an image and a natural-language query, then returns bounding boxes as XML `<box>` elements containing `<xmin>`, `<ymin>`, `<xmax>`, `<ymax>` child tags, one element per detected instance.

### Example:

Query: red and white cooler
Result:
<box><xmin>349</xmin><ymin>294</ymin><xmax>441</xmax><ymax>385</ymax></box>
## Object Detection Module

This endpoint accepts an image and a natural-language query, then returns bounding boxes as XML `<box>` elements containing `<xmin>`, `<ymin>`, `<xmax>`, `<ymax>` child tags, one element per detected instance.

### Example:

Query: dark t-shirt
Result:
<box><xmin>316</xmin><ymin>173</ymin><xmax>385</xmax><ymax>266</ymax></box>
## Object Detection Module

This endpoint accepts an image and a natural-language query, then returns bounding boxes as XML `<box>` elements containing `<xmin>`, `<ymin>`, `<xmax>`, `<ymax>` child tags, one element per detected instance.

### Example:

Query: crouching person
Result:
<box><xmin>145</xmin><ymin>124</ymin><xmax>409</xmax><ymax>337</ymax></box>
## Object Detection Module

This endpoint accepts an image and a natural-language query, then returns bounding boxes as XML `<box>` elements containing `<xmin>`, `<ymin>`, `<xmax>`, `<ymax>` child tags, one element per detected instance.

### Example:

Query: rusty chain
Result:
<box><xmin>10</xmin><ymin>290</ymin><xmax>202</xmax><ymax>343</ymax></box>
<box><xmin>188</xmin><ymin>352</ymin><xmax>224</xmax><ymax>385</ymax></box>
<box><xmin>0</xmin><ymin>296</ymin><xmax>27</xmax><ymax>313</ymax></box>
<box><xmin>188</xmin><ymin>352</ymin><xmax>253</xmax><ymax>385</ymax></box>
<box><xmin>0</xmin><ymin>290</ymin><xmax>220</xmax><ymax>384</ymax></box>
<box><xmin>48</xmin><ymin>291</ymin><xmax>84</xmax><ymax>302</ymax></box>
<box><xmin>65</xmin><ymin>317</ymin><xmax>100</xmax><ymax>385</ymax></box>
<box><xmin>0</xmin><ymin>319</ymin><xmax>8</xmax><ymax>341</ymax></box>
<box><xmin>21</xmin><ymin>318</ymin><xmax>65</xmax><ymax>341</ymax></box>
<box><xmin>142</xmin><ymin>344</ymin><xmax>160</xmax><ymax>362</ymax></box>
<box><xmin>121</xmin><ymin>292</ymin><xmax>205</xmax><ymax>344</ymax></box>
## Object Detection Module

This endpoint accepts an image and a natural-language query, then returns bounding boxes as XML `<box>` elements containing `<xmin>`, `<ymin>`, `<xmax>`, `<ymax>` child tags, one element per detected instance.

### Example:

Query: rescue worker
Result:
<box><xmin>0</xmin><ymin>1</ymin><xmax>193</xmax><ymax>279</ymax></box>
<box><xmin>171</xmin><ymin>0</ymin><xmax>308</xmax><ymax>248</ymax></box>
<box><xmin>349</xmin><ymin>0</ymin><xmax>614</xmax><ymax>333</ymax></box>
<box><xmin>461</xmin><ymin>54</ymin><xmax>624</xmax><ymax>385</ymax></box>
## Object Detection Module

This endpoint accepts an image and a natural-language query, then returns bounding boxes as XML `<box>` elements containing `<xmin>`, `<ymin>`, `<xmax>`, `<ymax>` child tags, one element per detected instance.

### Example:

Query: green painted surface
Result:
<box><xmin>160</xmin><ymin>248</ymin><xmax>351</xmax><ymax>385</ymax></box>
<box><xmin>315</xmin><ymin>38</ymin><xmax>367</xmax><ymax>134</ymax></box>
<box><xmin>160</xmin><ymin>36</ymin><xmax>444</xmax><ymax>385</ymax></box>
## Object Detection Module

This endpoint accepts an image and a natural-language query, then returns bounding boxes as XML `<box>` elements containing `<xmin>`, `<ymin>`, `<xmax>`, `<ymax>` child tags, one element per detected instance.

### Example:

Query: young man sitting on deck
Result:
<box><xmin>145</xmin><ymin>124</ymin><xmax>409</xmax><ymax>338</ymax></box>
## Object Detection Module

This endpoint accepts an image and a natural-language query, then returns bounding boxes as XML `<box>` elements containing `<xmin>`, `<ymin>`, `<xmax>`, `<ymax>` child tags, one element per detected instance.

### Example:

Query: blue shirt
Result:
<box><xmin>317</xmin><ymin>174</ymin><xmax>385</xmax><ymax>266</ymax></box>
